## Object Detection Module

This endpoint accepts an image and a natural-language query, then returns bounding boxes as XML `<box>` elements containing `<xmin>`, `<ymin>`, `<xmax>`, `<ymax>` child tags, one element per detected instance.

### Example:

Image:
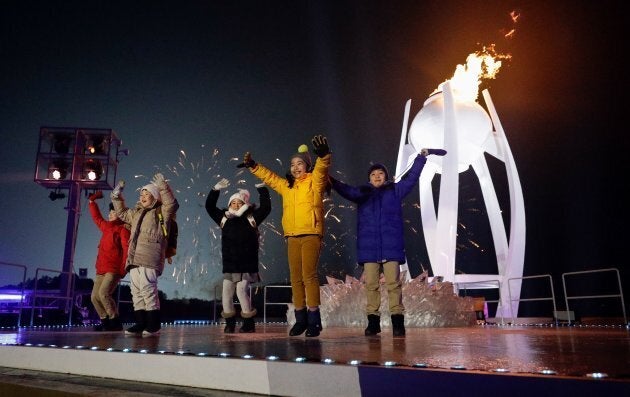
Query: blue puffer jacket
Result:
<box><xmin>331</xmin><ymin>155</ymin><xmax>426</xmax><ymax>265</ymax></box>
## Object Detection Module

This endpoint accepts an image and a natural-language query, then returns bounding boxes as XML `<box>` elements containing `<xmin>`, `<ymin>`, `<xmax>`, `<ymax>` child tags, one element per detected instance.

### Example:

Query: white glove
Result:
<box><xmin>255</xmin><ymin>182</ymin><xmax>266</xmax><ymax>188</ymax></box>
<box><xmin>152</xmin><ymin>173</ymin><xmax>166</xmax><ymax>188</ymax></box>
<box><xmin>111</xmin><ymin>180</ymin><xmax>125</xmax><ymax>198</ymax></box>
<box><xmin>214</xmin><ymin>178</ymin><xmax>230</xmax><ymax>190</ymax></box>
<box><xmin>420</xmin><ymin>148</ymin><xmax>429</xmax><ymax>157</ymax></box>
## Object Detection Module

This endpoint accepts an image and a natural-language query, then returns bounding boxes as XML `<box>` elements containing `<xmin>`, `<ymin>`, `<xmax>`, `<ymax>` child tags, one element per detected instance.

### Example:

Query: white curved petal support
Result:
<box><xmin>433</xmin><ymin>82</ymin><xmax>460</xmax><ymax>283</ymax></box>
<box><xmin>482</xmin><ymin>89</ymin><xmax>526</xmax><ymax>319</ymax></box>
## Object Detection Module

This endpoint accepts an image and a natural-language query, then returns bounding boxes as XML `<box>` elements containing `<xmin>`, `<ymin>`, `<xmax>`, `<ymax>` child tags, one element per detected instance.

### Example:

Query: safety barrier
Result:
<box><xmin>508</xmin><ymin>274</ymin><xmax>558</xmax><ymax>325</ymax></box>
<box><xmin>562</xmin><ymin>268</ymin><xmax>627</xmax><ymax>325</ymax></box>
<box><xmin>29</xmin><ymin>267</ymin><xmax>75</xmax><ymax>326</ymax></box>
<box><xmin>0</xmin><ymin>261</ymin><xmax>27</xmax><ymax>327</ymax></box>
<box><xmin>455</xmin><ymin>279</ymin><xmax>504</xmax><ymax>324</ymax></box>
<box><xmin>263</xmin><ymin>285</ymin><xmax>291</xmax><ymax>323</ymax></box>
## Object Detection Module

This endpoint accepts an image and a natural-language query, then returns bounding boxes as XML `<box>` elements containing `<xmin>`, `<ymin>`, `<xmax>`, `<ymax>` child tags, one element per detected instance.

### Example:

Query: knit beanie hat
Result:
<box><xmin>227</xmin><ymin>189</ymin><xmax>251</xmax><ymax>207</ymax></box>
<box><xmin>367</xmin><ymin>163</ymin><xmax>389</xmax><ymax>180</ymax></box>
<box><xmin>141</xmin><ymin>183</ymin><xmax>161</xmax><ymax>202</ymax></box>
<box><xmin>290</xmin><ymin>144</ymin><xmax>312</xmax><ymax>171</ymax></box>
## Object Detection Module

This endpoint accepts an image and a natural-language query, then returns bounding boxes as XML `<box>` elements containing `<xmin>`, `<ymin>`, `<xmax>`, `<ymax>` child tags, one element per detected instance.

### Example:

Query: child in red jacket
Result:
<box><xmin>88</xmin><ymin>190</ymin><xmax>130</xmax><ymax>331</ymax></box>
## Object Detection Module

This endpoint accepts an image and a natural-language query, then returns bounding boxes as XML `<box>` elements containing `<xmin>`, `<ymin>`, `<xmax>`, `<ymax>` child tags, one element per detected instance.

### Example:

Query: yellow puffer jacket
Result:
<box><xmin>251</xmin><ymin>154</ymin><xmax>330</xmax><ymax>237</ymax></box>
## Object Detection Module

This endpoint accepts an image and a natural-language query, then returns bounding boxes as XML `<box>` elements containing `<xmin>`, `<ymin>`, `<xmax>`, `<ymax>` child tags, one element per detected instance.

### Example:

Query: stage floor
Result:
<box><xmin>1</xmin><ymin>321</ymin><xmax>629</xmax><ymax>396</ymax></box>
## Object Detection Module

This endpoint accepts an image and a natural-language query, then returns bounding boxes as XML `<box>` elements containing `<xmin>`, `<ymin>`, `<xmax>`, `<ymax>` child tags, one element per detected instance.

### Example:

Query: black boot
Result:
<box><xmin>364</xmin><ymin>314</ymin><xmax>381</xmax><ymax>336</ymax></box>
<box><xmin>143</xmin><ymin>310</ymin><xmax>161</xmax><ymax>336</ymax></box>
<box><xmin>391</xmin><ymin>314</ymin><xmax>405</xmax><ymax>337</ymax></box>
<box><xmin>289</xmin><ymin>308</ymin><xmax>308</xmax><ymax>336</ymax></box>
<box><xmin>94</xmin><ymin>317</ymin><xmax>109</xmax><ymax>331</ymax></box>
<box><xmin>125</xmin><ymin>310</ymin><xmax>146</xmax><ymax>335</ymax></box>
<box><xmin>305</xmin><ymin>308</ymin><xmax>322</xmax><ymax>337</ymax></box>
<box><xmin>239</xmin><ymin>317</ymin><xmax>256</xmax><ymax>333</ymax></box>
<box><xmin>223</xmin><ymin>315</ymin><xmax>236</xmax><ymax>334</ymax></box>
<box><xmin>105</xmin><ymin>316</ymin><xmax>123</xmax><ymax>331</ymax></box>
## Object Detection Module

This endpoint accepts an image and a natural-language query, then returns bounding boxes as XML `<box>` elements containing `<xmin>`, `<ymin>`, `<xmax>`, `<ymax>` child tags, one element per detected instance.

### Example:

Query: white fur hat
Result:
<box><xmin>141</xmin><ymin>183</ymin><xmax>161</xmax><ymax>202</ymax></box>
<box><xmin>227</xmin><ymin>189</ymin><xmax>250</xmax><ymax>207</ymax></box>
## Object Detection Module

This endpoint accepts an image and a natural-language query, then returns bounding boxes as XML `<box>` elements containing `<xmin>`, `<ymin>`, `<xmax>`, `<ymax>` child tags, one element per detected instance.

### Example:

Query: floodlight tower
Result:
<box><xmin>34</xmin><ymin>127</ymin><xmax>122</xmax><ymax>308</ymax></box>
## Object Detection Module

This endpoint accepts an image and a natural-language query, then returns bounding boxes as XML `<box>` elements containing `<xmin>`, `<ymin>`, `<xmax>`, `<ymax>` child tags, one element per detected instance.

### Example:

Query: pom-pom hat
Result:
<box><xmin>227</xmin><ymin>189</ymin><xmax>251</xmax><ymax>207</ymax></box>
<box><xmin>290</xmin><ymin>144</ymin><xmax>312</xmax><ymax>171</ymax></box>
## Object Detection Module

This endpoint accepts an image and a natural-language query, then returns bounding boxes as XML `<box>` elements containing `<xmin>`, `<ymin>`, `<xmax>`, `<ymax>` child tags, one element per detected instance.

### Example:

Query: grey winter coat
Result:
<box><xmin>112</xmin><ymin>183</ymin><xmax>178</xmax><ymax>276</ymax></box>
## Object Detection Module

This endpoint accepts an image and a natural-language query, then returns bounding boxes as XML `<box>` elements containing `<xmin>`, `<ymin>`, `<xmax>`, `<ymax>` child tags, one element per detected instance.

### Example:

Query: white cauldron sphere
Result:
<box><xmin>408</xmin><ymin>92</ymin><xmax>492</xmax><ymax>170</ymax></box>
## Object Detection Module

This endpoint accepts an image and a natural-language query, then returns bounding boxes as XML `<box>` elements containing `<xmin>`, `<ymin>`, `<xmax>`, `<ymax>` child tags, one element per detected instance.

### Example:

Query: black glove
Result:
<box><xmin>312</xmin><ymin>135</ymin><xmax>330</xmax><ymax>158</ymax></box>
<box><xmin>427</xmin><ymin>148</ymin><xmax>447</xmax><ymax>156</ymax></box>
<box><xmin>237</xmin><ymin>152</ymin><xmax>256</xmax><ymax>168</ymax></box>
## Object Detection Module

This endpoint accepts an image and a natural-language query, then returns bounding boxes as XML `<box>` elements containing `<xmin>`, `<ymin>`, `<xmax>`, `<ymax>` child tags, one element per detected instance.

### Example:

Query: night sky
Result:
<box><xmin>1</xmin><ymin>1</ymin><xmax>627</xmax><ymax>311</ymax></box>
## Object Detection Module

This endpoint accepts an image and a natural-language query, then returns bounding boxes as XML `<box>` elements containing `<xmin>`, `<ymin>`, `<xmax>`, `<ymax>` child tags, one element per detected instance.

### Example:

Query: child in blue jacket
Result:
<box><xmin>330</xmin><ymin>148</ymin><xmax>446</xmax><ymax>337</ymax></box>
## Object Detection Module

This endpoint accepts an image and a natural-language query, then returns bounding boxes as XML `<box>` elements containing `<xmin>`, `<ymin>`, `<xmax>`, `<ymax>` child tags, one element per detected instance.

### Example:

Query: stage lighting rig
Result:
<box><xmin>34</xmin><ymin>126</ymin><xmax>123</xmax><ymax>303</ymax></box>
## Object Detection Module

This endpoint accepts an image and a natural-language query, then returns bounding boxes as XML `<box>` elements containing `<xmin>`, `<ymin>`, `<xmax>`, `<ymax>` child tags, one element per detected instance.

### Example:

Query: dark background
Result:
<box><xmin>1</xmin><ymin>1</ymin><xmax>627</xmax><ymax>317</ymax></box>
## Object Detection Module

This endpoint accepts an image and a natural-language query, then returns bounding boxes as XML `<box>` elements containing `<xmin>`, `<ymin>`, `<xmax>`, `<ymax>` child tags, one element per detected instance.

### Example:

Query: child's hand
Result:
<box><xmin>152</xmin><ymin>173</ymin><xmax>166</xmax><ymax>187</ymax></box>
<box><xmin>88</xmin><ymin>190</ymin><xmax>103</xmax><ymax>201</ymax></box>
<box><xmin>213</xmin><ymin>178</ymin><xmax>230</xmax><ymax>190</ymax></box>
<box><xmin>312</xmin><ymin>135</ymin><xmax>330</xmax><ymax>157</ymax></box>
<box><xmin>111</xmin><ymin>180</ymin><xmax>125</xmax><ymax>198</ymax></box>
<box><xmin>237</xmin><ymin>152</ymin><xmax>256</xmax><ymax>168</ymax></box>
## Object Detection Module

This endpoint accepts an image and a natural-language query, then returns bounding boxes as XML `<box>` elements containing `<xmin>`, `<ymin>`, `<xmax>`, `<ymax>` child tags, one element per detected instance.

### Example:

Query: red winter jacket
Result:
<box><xmin>89</xmin><ymin>201</ymin><xmax>130</xmax><ymax>276</ymax></box>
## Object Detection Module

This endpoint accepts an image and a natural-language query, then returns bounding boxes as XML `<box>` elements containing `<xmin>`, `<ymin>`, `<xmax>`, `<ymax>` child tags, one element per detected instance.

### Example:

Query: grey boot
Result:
<box><xmin>125</xmin><ymin>310</ymin><xmax>146</xmax><ymax>335</ymax></box>
<box><xmin>305</xmin><ymin>308</ymin><xmax>322</xmax><ymax>337</ymax></box>
<box><xmin>391</xmin><ymin>314</ymin><xmax>405</xmax><ymax>337</ymax></box>
<box><xmin>364</xmin><ymin>314</ymin><xmax>381</xmax><ymax>336</ymax></box>
<box><xmin>289</xmin><ymin>308</ymin><xmax>308</xmax><ymax>336</ymax></box>
<box><xmin>143</xmin><ymin>310</ymin><xmax>161</xmax><ymax>336</ymax></box>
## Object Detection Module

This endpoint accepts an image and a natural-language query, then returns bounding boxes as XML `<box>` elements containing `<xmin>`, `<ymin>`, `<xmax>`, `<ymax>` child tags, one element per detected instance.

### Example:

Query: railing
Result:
<box><xmin>562</xmin><ymin>268</ymin><xmax>627</xmax><ymax>325</ymax></box>
<box><xmin>508</xmin><ymin>274</ymin><xmax>558</xmax><ymax>325</ymax></box>
<box><xmin>263</xmin><ymin>285</ymin><xmax>292</xmax><ymax>323</ymax></box>
<box><xmin>29</xmin><ymin>267</ymin><xmax>75</xmax><ymax>326</ymax></box>
<box><xmin>0</xmin><ymin>261</ymin><xmax>28</xmax><ymax>327</ymax></box>
<box><xmin>455</xmin><ymin>279</ymin><xmax>504</xmax><ymax>324</ymax></box>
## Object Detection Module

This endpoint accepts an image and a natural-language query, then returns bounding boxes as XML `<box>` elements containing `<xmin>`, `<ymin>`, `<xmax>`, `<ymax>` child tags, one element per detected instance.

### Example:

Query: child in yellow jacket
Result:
<box><xmin>239</xmin><ymin>135</ymin><xmax>331</xmax><ymax>337</ymax></box>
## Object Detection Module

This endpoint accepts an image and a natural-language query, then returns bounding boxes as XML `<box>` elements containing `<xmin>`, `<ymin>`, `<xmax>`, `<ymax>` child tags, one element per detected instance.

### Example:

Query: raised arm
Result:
<box><xmin>253</xmin><ymin>183</ymin><xmax>272</xmax><ymax>224</ymax></box>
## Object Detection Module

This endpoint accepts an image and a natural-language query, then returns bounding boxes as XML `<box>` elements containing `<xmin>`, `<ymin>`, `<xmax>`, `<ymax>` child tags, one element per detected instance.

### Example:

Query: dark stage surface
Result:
<box><xmin>1</xmin><ymin>321</ymin><xmax>630</xmax><ymax>396</ymax></box>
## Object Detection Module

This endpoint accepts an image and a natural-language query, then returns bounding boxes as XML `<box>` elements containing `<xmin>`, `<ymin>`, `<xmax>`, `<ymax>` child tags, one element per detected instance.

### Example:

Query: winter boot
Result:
<box><xmin>289</xmin><ymin>308</ymin><xmax>308</xmax><ymax>336</ymax></box>
<box><xmin>391</xmin><ymin>314</ymin><xmax>405</xmax><ymax>337</ymax></box>
<box><xmin>106</xmin><ymin>316</ymin><xmax>123</xmax><ymax>331</ymax></box>
<box><xmin>239</xmin><ymin>309</ymin><xmax>256</xmax><ymax>333</ymax></box>
<box><xmin>240</xmin><ymin>317</ymin><xmax>256</xmax><ymax>333</ymax></box>
<box><xmin>305</xmin><ymin>308</ymin><xmax>322</xmax><ymax>337</ymax></box>
<box><xmin>364</xmin><ymin>314</ymin><xmax>381</xmax><ymax>336</ymax></box>
<box><xmin>94</xmin><ymin>317</ymin><xmax>109</xmax><ymax>331</ymax></box>
<box><xmin>143</xmin><ymin>310</ymin><xmax>161</xmax><ymax>336</ymax></box>
<box><xmin>223</xmin><ymin>312</ymin><xmax>236</xmax><ymax>333</ymax></box>
<box><xmin>125</xmin><ymin>310</ymin><xmax>147</xmax><ymax>335</ymax></box>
